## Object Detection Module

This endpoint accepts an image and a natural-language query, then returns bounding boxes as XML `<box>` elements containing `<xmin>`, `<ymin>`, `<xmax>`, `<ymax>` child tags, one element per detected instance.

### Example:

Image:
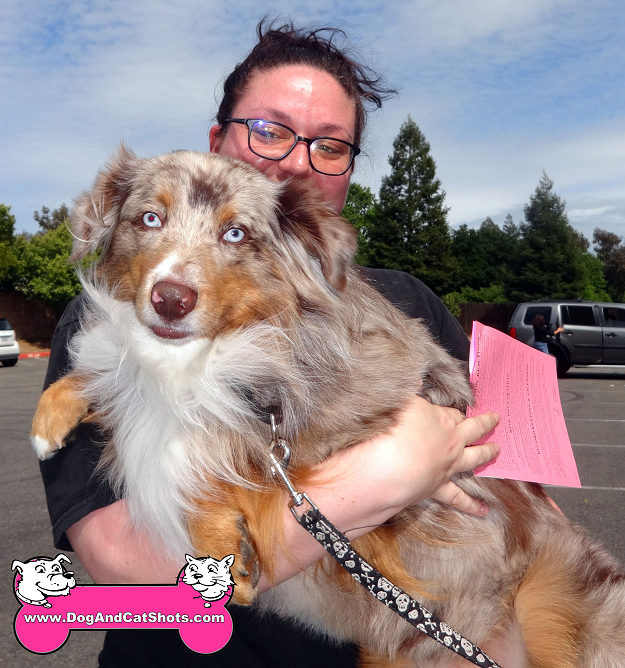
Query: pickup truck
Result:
<box><xmin>508</xmin><ymin>300</ymin><xmax>625</xmax><ymax>376</ymax></box>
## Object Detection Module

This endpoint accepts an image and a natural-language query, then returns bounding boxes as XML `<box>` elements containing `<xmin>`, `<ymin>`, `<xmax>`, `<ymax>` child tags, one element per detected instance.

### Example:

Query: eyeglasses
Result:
<box><xmin>224</xmin><ymin>118</ymin><xmax>360</xmax><ymax>176</ymax></box>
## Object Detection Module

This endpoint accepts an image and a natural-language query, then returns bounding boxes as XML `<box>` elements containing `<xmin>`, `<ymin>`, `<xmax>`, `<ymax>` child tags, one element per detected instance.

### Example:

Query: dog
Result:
<box><xmin>31</xmin><ymin>147</ymin><xmax>625</xmax><ymax>666</ymax></box>
<box><xmin>12</xmin><ymin>554</ymin><xmax>76</xmax><ymax>607</ymax></box>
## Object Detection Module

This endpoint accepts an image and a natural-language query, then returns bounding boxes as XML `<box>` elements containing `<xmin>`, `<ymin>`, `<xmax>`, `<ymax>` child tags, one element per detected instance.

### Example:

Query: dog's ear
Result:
<box><xmin>11</xmin><ymin>560</ymin><xmax>25</xmax><ymax>574</ymax></box>
<box><xmin>69</xmin><ymin>144</ymin><xmax>140</xmax><ymax>263</ymax></box>
<box><xmin>277</xmin><ymin>179</ymin><xmax>357</xmax><ymax>291</ymax></box>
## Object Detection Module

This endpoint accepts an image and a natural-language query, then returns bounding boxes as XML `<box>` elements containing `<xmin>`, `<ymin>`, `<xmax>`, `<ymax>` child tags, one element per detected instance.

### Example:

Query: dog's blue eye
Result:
<box><xmin>142</xmin><ymin>212</ymin><xmax>162</xmax><ymax>228</ymax></box>
<box><xmin>223</xmin><ymin>228</ymin><xmax>245</xmax><ymax>243</ymax></box>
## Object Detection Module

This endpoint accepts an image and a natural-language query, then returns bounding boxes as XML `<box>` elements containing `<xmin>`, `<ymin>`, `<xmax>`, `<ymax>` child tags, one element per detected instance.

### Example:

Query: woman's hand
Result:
<box><xmin>382</xmin><ymin>396</ymin><xmax>500</xmax><ymax>515</ymax></box>
<box><xmin>311</xmin><ymin>395</ymin><xmax>500</xmax><ymax>524</ymax></box>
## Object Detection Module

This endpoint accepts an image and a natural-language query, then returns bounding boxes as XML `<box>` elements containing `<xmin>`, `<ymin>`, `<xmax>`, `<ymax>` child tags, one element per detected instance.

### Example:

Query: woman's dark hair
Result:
<box><xmin>215</xmin><ymin>19</ymin><xmax>396</xmax><ymax>147</ymax></box>
<box><xmin>532</xmin><ymin>314</ymin><xmax>547</xmax><ymax>328</ymax></box>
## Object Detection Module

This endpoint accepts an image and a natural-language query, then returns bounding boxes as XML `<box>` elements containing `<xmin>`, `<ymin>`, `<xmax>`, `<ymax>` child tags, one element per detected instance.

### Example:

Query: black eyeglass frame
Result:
<box><xmin>224</xmin><ymin>118</ymin><xmax>360</xmax><ymax>176</ymax></box>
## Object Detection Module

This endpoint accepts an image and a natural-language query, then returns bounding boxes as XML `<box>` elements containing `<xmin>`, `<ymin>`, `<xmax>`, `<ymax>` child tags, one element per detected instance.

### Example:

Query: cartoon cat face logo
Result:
<box><xmin>12</xmin><ymin>554</ymin><xmax>76</xmax><ymax>608</ymax></box>
<box><xmin>182</xmin><ymin>554</ymin><xmax>234</xmax><ymax>608</ymax></box>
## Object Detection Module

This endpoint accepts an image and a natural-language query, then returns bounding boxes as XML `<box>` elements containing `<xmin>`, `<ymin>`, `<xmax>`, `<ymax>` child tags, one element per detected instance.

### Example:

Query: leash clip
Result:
<box><xmin>268</xmin><ymin>414</ymin><xmax>318</xmax><ymax>520</ymax></box>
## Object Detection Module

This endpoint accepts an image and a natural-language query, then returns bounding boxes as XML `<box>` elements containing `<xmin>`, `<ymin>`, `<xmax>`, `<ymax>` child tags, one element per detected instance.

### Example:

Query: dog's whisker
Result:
<box><xmin>115</xmin><ymin>346</ymin><xmax>128</xmax><ymax>383</ymax></box>
<box><xmin>64</xmin><ymin>221</ymin><xmax>90</xmax><ymax>244</ymax></box>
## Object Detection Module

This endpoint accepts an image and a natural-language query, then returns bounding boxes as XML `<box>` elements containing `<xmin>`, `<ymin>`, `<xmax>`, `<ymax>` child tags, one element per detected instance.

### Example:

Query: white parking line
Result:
<box><xmin>565</xmin><ymin>418</ymin><xmax>625</xmax><ymax>422</ymax></box>
<box><xmin>560</xmin><ymin>388</ymin><xmax>625</xmax><ymax>393</ymax></box>
<box><xmin>572</xmin><ymin>443</ymin><xmax>625</xmax><ymax>448</ymax></box>
<box><xmin>563</xmin><ymin>401</ymin><xmax>625</xmax><ymax>405</ymax></box>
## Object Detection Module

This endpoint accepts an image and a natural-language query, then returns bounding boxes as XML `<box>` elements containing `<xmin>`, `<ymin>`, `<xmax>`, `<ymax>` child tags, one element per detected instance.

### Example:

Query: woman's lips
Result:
<box><xmin>150</xmin><ymin>325</ymin><xmax>191</xmax><ymax>340</ymax></box>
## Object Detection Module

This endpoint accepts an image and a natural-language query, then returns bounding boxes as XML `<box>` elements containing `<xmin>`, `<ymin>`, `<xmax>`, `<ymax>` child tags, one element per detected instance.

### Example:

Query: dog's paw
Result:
<box><xmin>188</xmin><ymin>501</ymin><xmax>261</xmax><ymax>607</ymax></box>
<box><xmin>232</xmin><ymin>515</ymin><xmax>259</xmax><ymax>606</ymax></box>
<box><xmin>30</xmin><ymin>375</ymin><xmax>90</xmax><ymax>461</ymax></box>
<box><xmin>30</xmin><ymin>434</ymin><xmax>64</xmax><ymax>460</ymax></box>
<box><xmin>30</xmin><ymin>409</ymin><xmax>75</xmax><ymax>460</ymax></box>
<box><xmin>237</xmin><ymin>515</ymin><xmax>260</xmax><ymax>586</ymax></box>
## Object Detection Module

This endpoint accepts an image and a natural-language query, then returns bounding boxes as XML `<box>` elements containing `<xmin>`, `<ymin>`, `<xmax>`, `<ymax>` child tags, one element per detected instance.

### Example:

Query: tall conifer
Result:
<box><xmin>366</xmin><ymin>116</ymin><xmax>456</xmax><ymax>295</ymax></box>
<box><xmin>510</xmin><ymin>173</ymin><xmax>586</xmax><ymax>301</ymax></box>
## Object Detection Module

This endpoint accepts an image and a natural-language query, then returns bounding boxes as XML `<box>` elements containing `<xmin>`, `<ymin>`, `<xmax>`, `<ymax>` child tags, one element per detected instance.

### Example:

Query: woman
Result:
<box><xmin>40</xmin><ymin>21</ymin><xmax>511</xmax><ymax>667</ymax></box>
<box><xmin>532</xmin><ymin>314</ymin><xmax>564</xmax><ymax>354</ymax></box>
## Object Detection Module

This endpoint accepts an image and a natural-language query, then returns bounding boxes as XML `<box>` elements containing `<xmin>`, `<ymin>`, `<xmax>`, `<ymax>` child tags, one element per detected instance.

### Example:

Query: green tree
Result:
<box><xmin>33</xmin><ymin>203</ymin><xmax>70</xmax><ymax>232</ymax></box>
<box><xmin>442</xmin><ymin>283</ymin><xmax>508</xmax><ymax>317</ymax></box>
<box><xmin>12</xmin><ymin>224</ymin><xmax>83</xmax><ymax>305</ymax></box>
<box><xmin>341</xmin><ymin>183</ymin><xmax>377</xmax><ymax>266</ymax></box>
<box><xmin>508</xmin><ymin>173</ymin><xmax>586</xmax><ymax>301</ymax></box>
<box><xmin>593</xmin><ymin>228</ymin><xmax>625</xmax><ymax>301</ymax></box>
<box><xmin>0</xmin><ymin>243</ymin><xmax>19</xmax><ymax>289</ymax></box>
<box><xmin>0</xmin><ymin>204</ymin><xmax>18</xmax><ymax>289</ymax></box>
<box><xmin>502</xmin><ymin>213</ymin><xmax>520</xmax><ymax>240</ymax></box>
<box><xmin>0</xmin><ymin>203</ymin><xmax>16</xmax><ymax>244</ymax></box>
<box><xmin>451</xmin><ymin>216</ymin><xmax>518</xmax><ymax>293</ymax></box>
<box><xmin>579</xmin><ymin>252</ymin><xmax>611</xmax><ymax>301</ymax></box>
<box><xmin>365</xmin><ymin>116</ymin><xmax>456</xmax><ymax>295</ymax></box>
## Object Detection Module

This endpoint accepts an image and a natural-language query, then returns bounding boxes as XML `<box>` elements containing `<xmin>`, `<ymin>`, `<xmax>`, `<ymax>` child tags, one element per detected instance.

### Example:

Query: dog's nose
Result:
<box><xmin>63</xmin><ymin>572</ymin><xmax>74</xmax><ymax>579</ymax></box>
<box><xmin>151</xmin><ymin>281</ymin><xmax>198</xmax><ymax>322</ymax></box>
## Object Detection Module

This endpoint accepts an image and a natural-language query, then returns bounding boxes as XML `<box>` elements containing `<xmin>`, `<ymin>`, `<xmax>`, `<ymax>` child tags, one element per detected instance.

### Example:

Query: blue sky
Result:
<box><xmin>2</xmin><ymin>0</ymin><xmax>625</xmax><ymax>242</ymax></box>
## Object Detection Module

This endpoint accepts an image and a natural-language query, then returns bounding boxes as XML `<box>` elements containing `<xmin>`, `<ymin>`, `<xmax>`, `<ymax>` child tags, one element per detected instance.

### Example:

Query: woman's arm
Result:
<box><xmin>68</xmin><ymin>397</ymin><xmax>500</xmax><ymax>587</ymax></box>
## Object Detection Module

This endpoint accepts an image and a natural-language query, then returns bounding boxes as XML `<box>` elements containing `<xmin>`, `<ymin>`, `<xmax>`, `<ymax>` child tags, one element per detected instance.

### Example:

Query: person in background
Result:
<box><xmin>532</xmin><ymin>313</ymin><xmax>564</xmax><ymax>353</ymax></box>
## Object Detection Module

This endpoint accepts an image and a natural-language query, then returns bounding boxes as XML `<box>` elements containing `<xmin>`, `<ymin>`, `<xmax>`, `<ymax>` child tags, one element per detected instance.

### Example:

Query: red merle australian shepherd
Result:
<box><xmin>32</xmin><ymin>147</ymin><xmax>625</xmax><ymax>667</ymax></box>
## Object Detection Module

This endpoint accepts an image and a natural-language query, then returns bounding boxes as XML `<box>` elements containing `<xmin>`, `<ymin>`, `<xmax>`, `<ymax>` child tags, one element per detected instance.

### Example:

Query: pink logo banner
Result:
<box><xmin>13</xmin><ymin>554</ymin><xmax>234</xmax><ymax>655</ymax></box>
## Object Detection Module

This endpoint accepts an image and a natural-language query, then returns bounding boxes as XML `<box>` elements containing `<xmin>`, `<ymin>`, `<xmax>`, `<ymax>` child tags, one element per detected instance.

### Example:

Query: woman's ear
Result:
<box><xmin>69</xmin><ymin>144</ymin><xmax>140</xmax><ymax>263</ymax></box>
<box><xmin>277</xmin><ymin>178</ymin><xmax>357</xmax><ymax>291</ymax></box>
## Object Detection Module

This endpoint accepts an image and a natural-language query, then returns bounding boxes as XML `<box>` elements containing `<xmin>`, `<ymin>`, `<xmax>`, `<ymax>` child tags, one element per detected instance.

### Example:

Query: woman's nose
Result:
<box><xmin>277</xmin><ymin>141</ymin><xmax>313</xmax><ymax>177</ymax></box>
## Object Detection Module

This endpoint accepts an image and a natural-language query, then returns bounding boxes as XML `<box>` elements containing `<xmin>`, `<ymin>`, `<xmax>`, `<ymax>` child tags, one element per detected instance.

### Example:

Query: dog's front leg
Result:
<box><xmin>31</xmin><ymin>373</ymin><xmax>91</xmax><ymax>460</ymax></box>
<box><xmin>188</xmin><ymin>500</ymin><xmax>259</xmax><ymax>606</ymax></box>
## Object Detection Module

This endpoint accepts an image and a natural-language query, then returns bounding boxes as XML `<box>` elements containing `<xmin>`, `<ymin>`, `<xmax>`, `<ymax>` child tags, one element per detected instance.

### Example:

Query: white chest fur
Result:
<box><xmin>70</xmin><ymin>287</ymin><xmax>284</xmax><ymax>558</ymax></box>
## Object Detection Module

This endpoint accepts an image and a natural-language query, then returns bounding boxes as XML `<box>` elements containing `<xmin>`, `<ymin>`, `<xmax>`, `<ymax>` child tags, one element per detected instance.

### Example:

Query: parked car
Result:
<box><xmin>508</xmin><ymin>300</ymin><xmax>625</xmax><ymax>376</ymax></box>
<box><xmin>0</xmin><ymin>317</ymin><xmax>20</xmax><ymax>367</ymax></box>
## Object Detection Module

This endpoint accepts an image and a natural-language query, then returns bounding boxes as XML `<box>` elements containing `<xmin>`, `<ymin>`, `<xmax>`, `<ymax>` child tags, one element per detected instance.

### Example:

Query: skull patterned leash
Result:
<box><xmin>267</xmin><ymin>415</ymin><xmax>502</xmax><ymax>668</ymax></box>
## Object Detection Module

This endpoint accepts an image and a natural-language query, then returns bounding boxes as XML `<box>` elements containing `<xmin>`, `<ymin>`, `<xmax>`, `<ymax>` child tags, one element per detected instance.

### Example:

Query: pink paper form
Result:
<box><xmin>467</xmin><ymin>321</ymin><xmax>581</xmax><ymax>487</ymax></box>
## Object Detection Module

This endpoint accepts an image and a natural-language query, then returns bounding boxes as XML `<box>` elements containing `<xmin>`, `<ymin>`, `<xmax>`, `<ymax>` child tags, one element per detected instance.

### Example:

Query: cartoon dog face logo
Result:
<box><xmin>182</xmin><ymin>554</ymin><xmax>234</xmax><ymax>608</ymax></box>
<box><xmin>12</xmin><ymin>554</ymin><xmax>76</xmax><ymax>608</ymax></box>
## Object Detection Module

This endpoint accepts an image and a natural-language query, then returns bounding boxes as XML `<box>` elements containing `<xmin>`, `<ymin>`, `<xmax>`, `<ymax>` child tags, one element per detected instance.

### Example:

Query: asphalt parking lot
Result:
<box><xmin>1</xmin><ymin>359</ymin><xmax>624</xmax><ymax>667</ymax></box>
<box><xmin>548</xmin><ymin>367</ymin><xmax>625</xmax><ymax>559</ymax></box>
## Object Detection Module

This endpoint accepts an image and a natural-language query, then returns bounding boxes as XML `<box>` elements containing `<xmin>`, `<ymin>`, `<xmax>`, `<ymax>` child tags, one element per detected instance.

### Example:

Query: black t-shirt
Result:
<box><xmin>533</xmin><ymin>322</ymin><xmax>553</xmax><ymax>343</ymax></box>
<box><xmin>38</xmin><ymin>267</ymin><xmax>469</xmax><ymax>668</ymax></box>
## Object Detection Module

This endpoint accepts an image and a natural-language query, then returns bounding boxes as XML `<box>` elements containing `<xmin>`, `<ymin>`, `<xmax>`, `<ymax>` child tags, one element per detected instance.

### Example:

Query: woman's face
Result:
<box><xmin>210</xmin><ymin>64</ymin><xmax>357</xmax><ymax>213</ymax></box>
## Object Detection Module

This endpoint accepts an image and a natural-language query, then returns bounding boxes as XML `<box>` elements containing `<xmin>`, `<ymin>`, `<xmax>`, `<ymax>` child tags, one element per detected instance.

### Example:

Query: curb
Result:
<box><xmin>18</xmin><ymin>352</ymin><xmax>51</xmax><ymax>359</ymax></box>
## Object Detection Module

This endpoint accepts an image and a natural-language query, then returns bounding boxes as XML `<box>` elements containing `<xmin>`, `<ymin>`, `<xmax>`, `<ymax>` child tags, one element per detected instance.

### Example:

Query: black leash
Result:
<box><xmin>267</xmin><ymin>415</ymin><xmax>502</xmax><ymax>668</ymax></box>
